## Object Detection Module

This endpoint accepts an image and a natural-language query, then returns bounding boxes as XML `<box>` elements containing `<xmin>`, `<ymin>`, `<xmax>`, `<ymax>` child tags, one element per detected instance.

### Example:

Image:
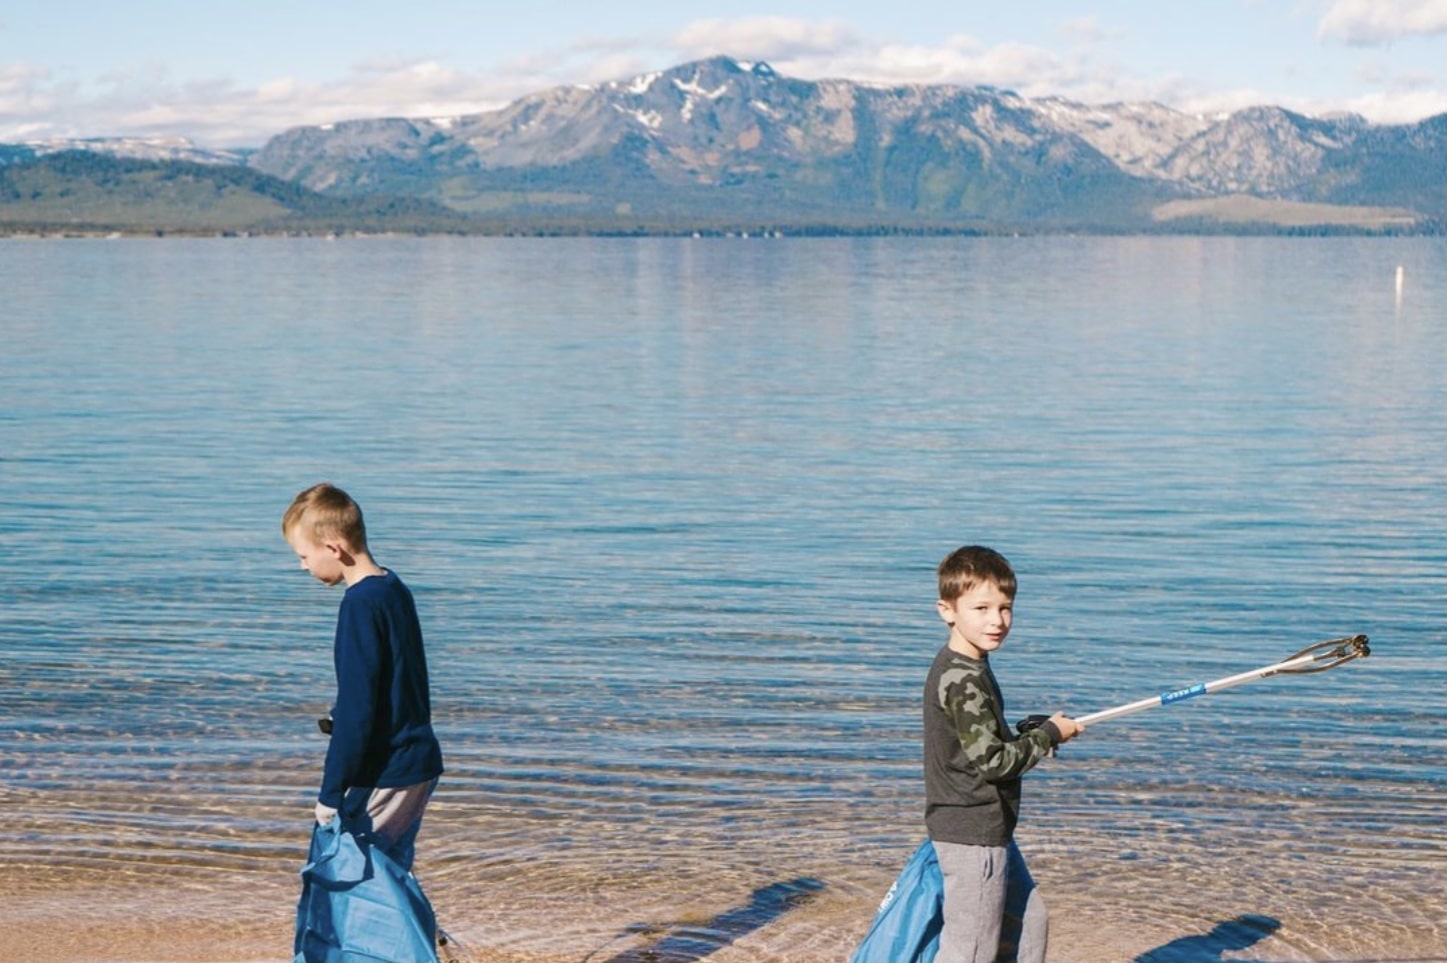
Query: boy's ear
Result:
<box><xmin>935</xmin><ymin>599</ymin><xmax>955</xmax><ymax>625</ymax></box>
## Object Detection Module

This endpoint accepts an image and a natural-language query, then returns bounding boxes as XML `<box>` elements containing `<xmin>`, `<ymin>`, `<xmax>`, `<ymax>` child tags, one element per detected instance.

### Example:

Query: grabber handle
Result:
<box><xmin>1016</xmin><ymin>714</ymin><xmax>1052</xmax><ymax>735</ymax></box>
<box><xmin>1013</xmin><ymin>634</ymin><xmax>1369</xmax><ymax>734</ymax></box>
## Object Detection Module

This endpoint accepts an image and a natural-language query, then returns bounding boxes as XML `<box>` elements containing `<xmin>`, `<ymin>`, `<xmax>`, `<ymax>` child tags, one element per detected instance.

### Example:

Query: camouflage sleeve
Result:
<box><xmin>939</xmin><ymin>668</ymin><xmax>1056</xmax><ymax>783</ymax></box>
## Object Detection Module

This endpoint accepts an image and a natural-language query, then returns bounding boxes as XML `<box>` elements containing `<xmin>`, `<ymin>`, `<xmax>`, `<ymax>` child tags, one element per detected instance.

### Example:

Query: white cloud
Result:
<box><xmin>1318</xmin><ymin>0</ymin><xmax>1447</xmax><ymax>44</ymax></box>
<box><xmin>1057</xmin><ymin>16</ymin><xmax>1127</xmax><ymax>44</ymax></box>
<box><xmin>675</xmin><ymin>22</ymin><xmax>1081</xmax><ymax>95</ymax></box>
<box><xmin>0</xmin><ymin>63</ymin><xmax>63</xmax><ymax>112</ymax></box>
<box><xmin>1336</xmin><ymin>85</ymin><xmax>1447</xmax><ymax>122</ymax></box>
<box><xmin>690</xmin><ymin>17</ymin><xmax>1447</xmax><ymax>119</ymax></box>
<box><xmin>0</xmin><ymin>58</ymin><xmax>523</xmax><ymax>146</ymax></box>
<box><xmin>664</xmin><ymin>16</ymin><xmax>1098</xmax><ymax>96</ymax></box>
<box><xmin>2</xmin><ymin>14</ymin><xmax>1443</xmax><ymax>148</ymax></box>
<box><xmin>671</xmin><ymin>17</ymin><xmax>866</xmax><ymax>62</ymax></box>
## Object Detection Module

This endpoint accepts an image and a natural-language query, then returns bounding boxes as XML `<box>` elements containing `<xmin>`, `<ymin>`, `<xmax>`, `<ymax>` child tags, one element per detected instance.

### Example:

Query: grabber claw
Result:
<box><xmin>1278</xmin><ymin>634</ymin><xmax>1370</xmax><ymax>673</ymax></box>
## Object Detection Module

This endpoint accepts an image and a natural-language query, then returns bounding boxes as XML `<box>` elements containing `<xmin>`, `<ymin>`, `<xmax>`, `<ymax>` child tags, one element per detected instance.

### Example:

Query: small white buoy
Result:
<box><xmin>1396</xmin><ymin>265</ymin><xmax>1405</xmax><ymax>295</ymax></box>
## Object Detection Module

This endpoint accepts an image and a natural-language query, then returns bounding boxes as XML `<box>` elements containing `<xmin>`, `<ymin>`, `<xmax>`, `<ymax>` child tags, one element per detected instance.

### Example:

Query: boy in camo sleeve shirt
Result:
<box><xmin>924</xmin><ymin>546</ymin><xmax>1082</xmax><ymax>963</ymax></box>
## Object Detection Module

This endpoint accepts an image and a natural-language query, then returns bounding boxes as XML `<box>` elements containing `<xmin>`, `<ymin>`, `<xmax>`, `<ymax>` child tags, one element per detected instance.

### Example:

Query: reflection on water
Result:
<box><xmin>1</xmin><ymin>236</ymin><xmax>1444</xmax><ymax>961</ymax></box>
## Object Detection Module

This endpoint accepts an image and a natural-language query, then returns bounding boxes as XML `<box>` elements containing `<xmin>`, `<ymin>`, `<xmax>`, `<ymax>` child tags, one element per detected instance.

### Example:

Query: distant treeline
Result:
<box><xmin>2</xmin><ymin>151</ymin><xmax>1442</xmax><ymax>238</ymax></box>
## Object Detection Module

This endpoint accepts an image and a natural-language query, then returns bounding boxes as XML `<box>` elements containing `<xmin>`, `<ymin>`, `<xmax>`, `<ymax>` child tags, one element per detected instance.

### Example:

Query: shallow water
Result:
<box><xmin>2</xmin><ymin>235</ymin><xmax>1443</xmax><ymax>961</ymax></box>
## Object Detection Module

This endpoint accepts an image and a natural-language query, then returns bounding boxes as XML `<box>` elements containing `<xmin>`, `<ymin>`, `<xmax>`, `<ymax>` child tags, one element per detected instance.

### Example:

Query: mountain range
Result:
<box><xmin>3</xmin><ymin>56</ymin><xmax>1443</xmax><ymax>235</ymax></box>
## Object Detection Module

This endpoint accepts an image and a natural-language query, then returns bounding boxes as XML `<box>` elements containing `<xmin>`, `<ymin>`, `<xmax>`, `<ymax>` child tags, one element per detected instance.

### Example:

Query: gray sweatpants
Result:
<box><xmin>933</xmin><ymin>840</ymin><xmax>1048</xmax><ymax>963</ymax></box>
<box><xmin>338</xmin><ymin>777</ymin><xmax>438</xmax><ymax>872</ymax></box>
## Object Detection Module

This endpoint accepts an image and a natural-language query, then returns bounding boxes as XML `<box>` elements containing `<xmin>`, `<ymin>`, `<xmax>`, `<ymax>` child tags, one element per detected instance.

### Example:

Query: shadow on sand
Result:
<box><xmin>1134</xmin><ymin>914</ymin><xmax>1282</xmax><ymax>962</ymax></box>
<box><xmin>586</xmin><ymin>877</ymin><xmax>827</xmax><ymax>963</ymax></box>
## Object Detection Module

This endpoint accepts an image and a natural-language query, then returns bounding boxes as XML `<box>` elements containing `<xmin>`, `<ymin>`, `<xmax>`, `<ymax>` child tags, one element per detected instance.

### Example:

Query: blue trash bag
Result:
<box><xmin>293</xmin><ymin>819</ymin><xmax>440</xmax><ymax>963</ymax></box>
<box><xmin>849</xmin><ymin>839</ymin><xmax>944</xmax><ymax>963</ymax></box>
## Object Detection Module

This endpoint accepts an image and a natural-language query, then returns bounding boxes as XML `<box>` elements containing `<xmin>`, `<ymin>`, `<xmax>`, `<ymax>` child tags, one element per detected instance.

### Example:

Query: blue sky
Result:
<box><xmin>2</xmin><ymin>0</ymin><xmax>1444</xmax><ymax>147</ymax></box>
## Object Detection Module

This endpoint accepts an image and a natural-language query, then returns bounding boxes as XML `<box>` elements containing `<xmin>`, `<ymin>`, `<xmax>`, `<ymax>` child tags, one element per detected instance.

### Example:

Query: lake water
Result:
<box><xmin>1</xmin><ymin>235</ymin><xmax>1443</xmax><ymax>963</ymax></box>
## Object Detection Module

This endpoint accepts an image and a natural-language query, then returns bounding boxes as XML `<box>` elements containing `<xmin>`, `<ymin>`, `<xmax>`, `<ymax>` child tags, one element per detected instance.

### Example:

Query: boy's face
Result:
<box><xmin>937</xmin><ymin>580</ymin><xmax>1014</xmax><ymax>659</ymax></box>
<box><xmin>285</xmin><ymin>527</ymin><xmax>346</xmax><ymax>587</ymax></box>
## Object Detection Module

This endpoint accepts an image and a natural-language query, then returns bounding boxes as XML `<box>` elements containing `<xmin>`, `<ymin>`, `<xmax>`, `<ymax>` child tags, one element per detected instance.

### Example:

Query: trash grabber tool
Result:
<box><xmin>1017</xmin><ymin>634</ymin><xmax>1370</xmax><ymax>734</ymax></box>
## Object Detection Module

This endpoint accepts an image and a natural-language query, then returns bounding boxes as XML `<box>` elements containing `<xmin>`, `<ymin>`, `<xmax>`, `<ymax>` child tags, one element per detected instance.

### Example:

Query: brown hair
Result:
<box><xmin>282</xmin><ymin>482</ymin><xmax>368</xmax><ymax>550</ymax></box>
<box><xmin>937</xmin><ymin>545</ymin><xmax>1017</xmax><ymax>602</ymax></box>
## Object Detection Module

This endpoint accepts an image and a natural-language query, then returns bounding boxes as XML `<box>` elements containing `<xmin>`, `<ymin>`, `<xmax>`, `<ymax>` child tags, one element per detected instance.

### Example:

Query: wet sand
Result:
<box><xmin>6</xmin><ymin>863</ymin><xmax>1444</xmax><ymax>963</ymax></box>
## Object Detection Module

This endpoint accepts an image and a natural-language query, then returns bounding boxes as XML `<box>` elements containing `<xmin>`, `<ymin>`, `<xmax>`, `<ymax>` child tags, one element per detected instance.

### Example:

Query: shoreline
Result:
<box><xmin>3</xmin><ymin>222</ymin><xmax>1445</xmax><ymax>240</ymax></box>
<box><xmin>6</xmin><ymin>866</ymin><xmax>1444</xmax><ymax>963</ymax></box>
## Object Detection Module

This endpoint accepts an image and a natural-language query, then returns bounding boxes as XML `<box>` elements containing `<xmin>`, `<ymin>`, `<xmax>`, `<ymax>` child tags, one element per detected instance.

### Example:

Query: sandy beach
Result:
<box><xmin>6</xmin><ymin>853</ymin><xmax>1445</xmax><ymax>963</ymax></box>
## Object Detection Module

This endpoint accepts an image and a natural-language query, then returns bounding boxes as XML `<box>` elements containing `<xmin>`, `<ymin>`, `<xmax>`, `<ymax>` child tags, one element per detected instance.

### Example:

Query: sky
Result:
<box><xmin>2</xmin><ymin>0</ymin><xmax>1445</xmax><ymax>148</ymax></box>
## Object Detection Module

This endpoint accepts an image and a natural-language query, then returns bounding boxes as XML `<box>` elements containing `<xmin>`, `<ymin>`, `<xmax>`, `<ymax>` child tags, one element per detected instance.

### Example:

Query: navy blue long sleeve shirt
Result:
<box><xmin>320</xmin><ymin>571</ymin><xmax>443</xmax><ymax>809</ymax></box>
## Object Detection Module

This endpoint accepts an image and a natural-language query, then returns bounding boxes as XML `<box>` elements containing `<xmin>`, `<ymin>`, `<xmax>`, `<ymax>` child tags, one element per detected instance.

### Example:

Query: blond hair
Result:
<box><xmin>283</xmin><ymin>482</ymin><xmax>368</xmax><ymax>550</ymax></box>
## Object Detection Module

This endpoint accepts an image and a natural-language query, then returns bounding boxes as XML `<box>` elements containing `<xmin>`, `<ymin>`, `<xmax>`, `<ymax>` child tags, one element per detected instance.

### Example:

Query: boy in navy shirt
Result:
<box><xmin>283</xmin><ymin>483</ymin><xmax>444</xmax><ymax>869</ymax></box>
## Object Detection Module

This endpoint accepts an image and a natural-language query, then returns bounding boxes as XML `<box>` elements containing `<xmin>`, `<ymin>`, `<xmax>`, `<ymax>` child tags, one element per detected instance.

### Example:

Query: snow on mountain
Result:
<box><xmin>1031</xmin><ymin>98</ymin><xmax>1218</xmax><ymax>178</ymax></box>
<box><xmin>13</xmin><ymin>56</ymin><xmax>1434</xmax><ymax>230</ymax></box>
<box><xmin>25</xmin><ymin>136</ymin><xmax>248</xmax><ymax>166</ymax></box>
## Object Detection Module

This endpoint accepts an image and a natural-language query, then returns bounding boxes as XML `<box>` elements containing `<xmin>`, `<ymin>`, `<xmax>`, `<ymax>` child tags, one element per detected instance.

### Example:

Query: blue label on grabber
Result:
<box><xmin>1160</xmin><ymin>683</ymin><xmax>1209</xmax><ymax>705</ymax></box>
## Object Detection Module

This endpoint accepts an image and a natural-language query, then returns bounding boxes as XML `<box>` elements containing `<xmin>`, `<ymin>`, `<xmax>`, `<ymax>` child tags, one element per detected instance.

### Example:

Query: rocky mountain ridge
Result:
<box><xmin>4</xmin><ymin>56</ymin><xmax>1442</xmax><ymax>233</ymax></box>
<box><xmin>243</xmin><ymin>57</ymin><xmax>1444</xmax><ymax>229</ymax></box>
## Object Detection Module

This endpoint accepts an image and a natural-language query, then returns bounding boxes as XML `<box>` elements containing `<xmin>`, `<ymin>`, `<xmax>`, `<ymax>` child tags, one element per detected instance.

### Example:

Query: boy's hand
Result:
<box><xmin>315</xmin><ymin>802</ymin><xmax>337</xmax><ymax>826</ymax></box>
<box><xmin>1049</xmin><ymin>711</ymin><xmax>1084</xmax><ymax>743</ymax></box>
